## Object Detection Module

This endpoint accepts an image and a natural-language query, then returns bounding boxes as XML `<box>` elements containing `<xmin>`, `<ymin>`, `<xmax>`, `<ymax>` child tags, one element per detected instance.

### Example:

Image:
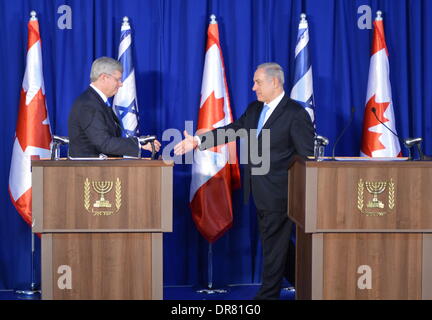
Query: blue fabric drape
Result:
<box><xmin>1</xmin><ymin>0</ymin><xmax>432</xmax><ymax>289</ymax></box>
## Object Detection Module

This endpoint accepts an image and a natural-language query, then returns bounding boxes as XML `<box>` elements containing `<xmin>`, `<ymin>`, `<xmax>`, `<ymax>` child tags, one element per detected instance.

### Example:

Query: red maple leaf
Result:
<box><xmin>361</xmin><ymin>94</ymin><xmax>390</xmax><ymax>157</ymax></box>
<box><xmin>197</xmin><ymin>92</ymin><xmax>225</xmax><ymax>153</ymax></box>
<box><xmin>16</xmin><ymin>89</ymin><xmax>52</xmax><ymax>151</ymax></box>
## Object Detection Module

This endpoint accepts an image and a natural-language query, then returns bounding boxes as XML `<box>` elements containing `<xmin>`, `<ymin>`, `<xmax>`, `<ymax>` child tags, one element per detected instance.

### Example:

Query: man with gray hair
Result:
<box><xmin>68</xmin><ymin>57</ymin><xmax>160</xmax><ymax>157</ymax></box>
<box><xmin>174</xmin><ymin>62</ymin><xmax>314</xmax><ymax>299</ymax></box>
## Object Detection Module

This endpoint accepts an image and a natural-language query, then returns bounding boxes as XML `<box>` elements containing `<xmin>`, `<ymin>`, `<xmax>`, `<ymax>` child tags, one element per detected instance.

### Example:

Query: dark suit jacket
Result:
<box><xmin>68</xmin><ymin>87</ymin><xmax>140</xmax><ymax>157</ymax></box>
<box><xmin>199</xmin><ymin>94</ymin><xmax>314</xmax><ymax>212</ymax></box>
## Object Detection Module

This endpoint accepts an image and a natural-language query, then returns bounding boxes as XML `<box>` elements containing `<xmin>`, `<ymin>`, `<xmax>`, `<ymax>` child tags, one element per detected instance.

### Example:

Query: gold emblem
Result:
<box><xmin>357</xmin><ymin>178</ymin><xmax>395</xmax><ymax>216</ymax></box>
<box><xmin>84</xmin><ymin>178</ymin><xmax>122</xmax><ymax>216</ymax></box>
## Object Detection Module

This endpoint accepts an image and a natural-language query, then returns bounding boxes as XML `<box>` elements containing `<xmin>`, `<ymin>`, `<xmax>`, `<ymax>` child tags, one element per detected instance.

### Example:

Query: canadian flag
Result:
<box><xmin>189</xmin><ymin>15</ymin><xmax>241</xmax><ymax>243</ymax></box>
<box><xmin>361</xmin><ymin>11</ymin><xmax>401</xmax><ymax>157</ymax></box>
<box><xmin>9</xmin><ymin>11</ymin><xmax>52</xmax><ymax>225</ymax></box>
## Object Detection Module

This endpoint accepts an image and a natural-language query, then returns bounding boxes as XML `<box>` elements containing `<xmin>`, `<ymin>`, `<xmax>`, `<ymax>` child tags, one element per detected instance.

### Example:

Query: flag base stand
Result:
<box><xmin>15</xmin><ymin>283</ymin><xmax>41</xmax><ymax>300</ymax></box>
<box><xmin>195</xmin><ymin>243</ymin><xmax>229</xmax><ymax>295</ymax></box>
<box><xmin>196</xmin><ymin>287</ymin><xmax>228</xmax><ymax>295</ymax></box>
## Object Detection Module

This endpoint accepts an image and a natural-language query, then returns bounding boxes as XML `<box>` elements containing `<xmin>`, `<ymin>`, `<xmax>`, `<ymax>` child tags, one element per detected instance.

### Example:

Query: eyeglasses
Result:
<box><xmin>105</xmin><ymin>73</ymin><xmax>122</xmax><ymax>84</ymax></box>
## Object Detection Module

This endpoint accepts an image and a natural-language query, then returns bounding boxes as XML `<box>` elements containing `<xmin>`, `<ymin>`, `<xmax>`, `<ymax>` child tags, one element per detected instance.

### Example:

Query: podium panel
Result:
<box><xmin>288</xmin><ymin>157</ymin><xmax>432</xmax><ymax>300</ymax></box>
<box><xmin>32</xmin><ymin>159</ymin><xmax>173</xmax><ymax>300</ymax></box>
<box><xmin>42</xmin><ymin>233</ymin><xmax>162</xmax><ymax>300</ymax></box>
<box><xmin>33</xmin><ymin>160</ymin><xmax>172</xmax><ymax>233</ymax></box>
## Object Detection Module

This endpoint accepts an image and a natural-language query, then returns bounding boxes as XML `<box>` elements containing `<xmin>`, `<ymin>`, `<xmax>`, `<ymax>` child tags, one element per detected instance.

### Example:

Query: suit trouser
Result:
<box><xmin>255</xmin><ymin>209</ymin><xmax>293</xmax><ymax>300</ymax></box>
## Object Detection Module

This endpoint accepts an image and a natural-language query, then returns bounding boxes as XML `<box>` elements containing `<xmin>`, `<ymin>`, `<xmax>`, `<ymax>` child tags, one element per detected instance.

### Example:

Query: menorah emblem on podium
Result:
<box><xmin>365</xmin><ymin>181</ymin><xmax>387</xmax><ymax>209</ymax></box>
<box><xmin>357</xmin><ymin>178</ymin><xmax>395</xmax><ymax>216</ymax></box>
<box><xmin>92</xmin><ymin>181</ymin><xmax>113</xmax><ymax>208</ymax></box>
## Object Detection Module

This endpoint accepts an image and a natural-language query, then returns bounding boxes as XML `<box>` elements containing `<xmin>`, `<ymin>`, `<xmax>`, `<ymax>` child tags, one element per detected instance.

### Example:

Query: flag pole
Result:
<box><xmin>13</xmin><ymin>10</ymin><xmax>43</xmax><ymax>299</ymax></box>
<box><xmin>196</xmin><ymin>16</ymin><xmax>224</xmax><ymax>295</ymax></box>
<box><xmin>193</xmin><ymin>13</ymin><xmax>238</xmax><ymax>296</ymax></box>
<box><xmin>283</xmin><ymin>12</ymin><xmax>317</xmax><ymax>295</ymax></box>
<box><xmin>15</xmin><ymin>227</ymin><xmax>40</xmax><ymax>298</ymax></box>
<box><xmin>208</xmin><ymin>243</ymin><xmax>213</xmax><ymax>289</ymax></box>
<box><xmin>197</xmin><ymin>243</ymin><xmax>227</xmax><ymax>294</ymax></box>
<box><xmin>207</xmin><ymin>243</ymin><xmax>213</xmax><ymax>290</ymax></box>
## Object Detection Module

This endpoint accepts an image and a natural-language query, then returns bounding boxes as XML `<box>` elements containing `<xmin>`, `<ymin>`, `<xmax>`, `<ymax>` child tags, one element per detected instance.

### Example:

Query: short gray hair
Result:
<box><xmin>90</xmin><ymin>57</ymin><xmax>123</xmax><ymax>82</ymax></box>
<box><xmin>257</xmin><ymin>62</ymin><xmax>285</xmax><ymax>85</ymax></box>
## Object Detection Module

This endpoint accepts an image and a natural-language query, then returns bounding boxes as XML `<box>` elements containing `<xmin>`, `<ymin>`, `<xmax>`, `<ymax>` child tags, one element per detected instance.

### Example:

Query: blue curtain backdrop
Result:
<box><xmin>1</xmin><ymin>0</ymin><xmax>432</xmax><ymax>290</ymax></box>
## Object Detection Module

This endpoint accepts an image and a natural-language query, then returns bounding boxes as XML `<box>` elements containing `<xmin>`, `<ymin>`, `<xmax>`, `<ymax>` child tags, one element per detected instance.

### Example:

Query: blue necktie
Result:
<box><xmin>105</xmin><ymin>99</ymin><xmax>111</xmax><ymax>107</ymax></box>
<box><xmin>256</xmin><ymin>104</ymin><xmax>270</xmax><ymax>137</ymax></box>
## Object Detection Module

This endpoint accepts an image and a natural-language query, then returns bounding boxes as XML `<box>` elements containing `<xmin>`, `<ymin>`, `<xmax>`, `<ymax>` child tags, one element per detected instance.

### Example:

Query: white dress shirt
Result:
<box><xmin>90</xmin><ymin>84</ymin><xmax>109</xmax><ymax>104</ymax></box>
<box><xmin>261</xmin><ymin>91</ymin><xmax>285</xmax><ymax>126</ymax></box>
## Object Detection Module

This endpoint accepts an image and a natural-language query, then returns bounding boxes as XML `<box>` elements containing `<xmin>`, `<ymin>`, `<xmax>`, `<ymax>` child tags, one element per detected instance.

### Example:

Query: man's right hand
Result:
<box><xmin>174</xmin><ymin>130</ymin><xmax>198</xmax><ymax>155</ymax></box>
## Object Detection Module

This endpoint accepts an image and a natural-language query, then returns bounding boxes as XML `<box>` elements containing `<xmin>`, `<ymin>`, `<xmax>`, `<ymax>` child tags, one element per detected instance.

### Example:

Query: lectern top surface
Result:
<box><xmin>32</xmin><ymin>158</ymin><xmax>174</xmax><ymax>167</ymax></box>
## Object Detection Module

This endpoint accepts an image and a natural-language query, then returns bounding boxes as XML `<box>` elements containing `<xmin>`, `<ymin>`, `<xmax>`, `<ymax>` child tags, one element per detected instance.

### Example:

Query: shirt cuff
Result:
<box><xmin>194</xmin><ymin>135</ymin><xmax>201</xmax><ymax>147</ymax></box>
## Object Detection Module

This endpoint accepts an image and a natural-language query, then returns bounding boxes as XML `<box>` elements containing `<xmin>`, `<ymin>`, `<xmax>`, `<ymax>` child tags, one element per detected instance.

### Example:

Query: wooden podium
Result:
<box><xmin>32</xmin><ymin>159</ymin><xmax>173</xmax><ymax>300</ymax></box>
<box><xmin>288</xmin><ymin>157</ymin><xmax>432</xmax><ymax>300</ymax></box>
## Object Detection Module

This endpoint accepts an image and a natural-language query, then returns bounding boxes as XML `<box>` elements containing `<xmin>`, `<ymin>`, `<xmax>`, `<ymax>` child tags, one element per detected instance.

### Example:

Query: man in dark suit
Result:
<box><xmin>68</xmin><ymin>57</ymin><xmax>160</xmax><ymax>157</ymax></box>
<box><xmin>174</xmin><ymin>62</ymin><xmax>314</xmax><ymax>299</ymax></box>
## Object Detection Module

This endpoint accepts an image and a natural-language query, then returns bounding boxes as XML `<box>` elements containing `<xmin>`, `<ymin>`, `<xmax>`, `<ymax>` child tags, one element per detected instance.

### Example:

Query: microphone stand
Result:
<box><xmin>51</xmin><ymin>142</ymin><xmax>60</xmax><ymax>160</ymax></box>
<box><xmin>332</xmin><ymin>107</ymin><xmax>355</xmax><ymax>159</ymax></box>
<box><xmin>150</xmin><ymin>141</ymin><xmax>156</xmax><ymax>160</ymax></box>
<box><xmin>409</xmin><ymin>138</ymin><xmax>432</xmax><ymax>160</ymax></box>
<box><xmin>370</xmin><ymin>108</ymin><xmax>425</xmax><ymax>160</ymax></box>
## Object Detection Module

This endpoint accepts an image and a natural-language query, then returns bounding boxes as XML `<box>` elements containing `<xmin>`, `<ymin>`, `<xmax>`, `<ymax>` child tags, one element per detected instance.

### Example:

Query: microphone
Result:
<box><xmin>138</xmin><ymin>135</ymin><xmax>157</xmax><ymax>160</ymax></box>
<box><xmin>138</xmin><ymin>135</ymin><xmax>156</xmax><ymax>145</ymax></box>
<box><xmin>404</xmin><ymin>137</ymin><xmax>422</xmax><ymax>148</ymax></box>
<box><xmin>315</xmin><ymin>135</ymin><xmax>329</xmax><ymax>146</ymax></box>
<box><xmin>51</xmin><ymin>135</ymin><xmax>69</xmax><ymax>160</ymax></box>
<box><xmin>314</xmin><ymin>135</ymin><xmax>329</xmax><ymax>161</ymax></box>
<box><xmin>403</xmin><ymin>137</ymin><xmax>425</xmax><ymax>160</ymax></box>
<box><xmin>332</xmin><ymin>107</ymin><xmax>355</xmax><ymax>159</ymax></box>
<box><xmin>53</xmin><ymin>135</ymin><xmax>69</xmax><ymax>144</ymax></box>
<box><xmin>370</xmin><ymin>108</ymin><xmax>423</xmax><ymax>160</ymax></box>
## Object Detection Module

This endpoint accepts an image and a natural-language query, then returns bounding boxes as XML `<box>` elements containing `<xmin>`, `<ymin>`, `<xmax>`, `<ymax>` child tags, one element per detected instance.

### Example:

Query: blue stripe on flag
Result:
<box><xmin>293</xmin><ymin>99</ymin><xmax>312</xmax><ymax>109</ymax></box>
<box><xmin>113</xmin><ymin>106</ymin><xmax>127</xmax><ymax>135</ymax></box>
<box><xmin>113</xmin><ymin>20</ymin><xmax>139</xmax><ymax>137</ymax></box>
<box><xmin>113</xmin><ymin>102</ymin><xmax>138</xmax><ymax>137</ymax></box>
<box><xmin>290</xmin><ymin>16</ymin><xmax>315</xmax><ymax>125</ymax></box>
<box><xmin>115</xmin><ymin>100</ymin><xmax>138</xmax><ymax>120</ymax></box>
<box><xmin>296</xmin><ymin>27</ymin><xmax>307</xmax><ymax>42</ymax></box>
<box><xmin>293</xmin><ymin>46</ymin><xmax>311</xmax><ymax>85</ymax></box>
<box><xmin>120</xmin><ymin>29</ymin><xmax>131</xmax><ymax>42</ymax></box>
<box><xmin>119</xmin><ymin>46</ymin><xmax>133</xmax><ymax>80</ymax></box>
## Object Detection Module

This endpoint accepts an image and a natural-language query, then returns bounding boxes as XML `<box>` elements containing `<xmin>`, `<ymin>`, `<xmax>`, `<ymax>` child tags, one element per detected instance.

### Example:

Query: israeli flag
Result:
<box><xmin>290</xmin><ymin>13</ymin><xmax>315</xmax><ymax>125</ymax></box>
<box><xmin>113</xmin><ymin>17</ymin><xmax>139</xmax><ymax>137</ymax></box>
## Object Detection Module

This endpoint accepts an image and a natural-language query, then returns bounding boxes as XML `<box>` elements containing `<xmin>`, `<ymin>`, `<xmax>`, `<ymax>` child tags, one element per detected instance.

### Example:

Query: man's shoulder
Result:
<box><xmin>282</xmin><ymin>97</ymin><xmax>308</xmax><ymax>113</ymax></box>
<box><xmin>75</xmin><ymin>87</ymin><xmax>98</xmax><ymax>101</ymax></box>
<box><xmin>246</xmin><ymin>100</ymin><xmax>262</xmax><ymax>111</ymax></box>
<box><xmin>247</xmin><ymin>95</ymin><xmax>303</xmax><ymax>110</ymax></box>
<box><xmin>73</xmin><ymin>87</ymin><xmax>102</xmax><ymax>109</ymax></box>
